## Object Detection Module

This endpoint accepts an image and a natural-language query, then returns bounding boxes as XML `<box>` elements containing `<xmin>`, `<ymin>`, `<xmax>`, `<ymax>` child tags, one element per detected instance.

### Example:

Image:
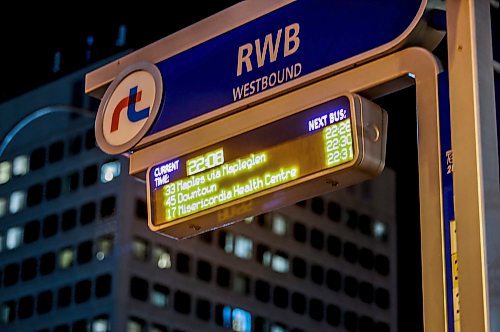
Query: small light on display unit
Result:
<box><xmin>147</xmin><ymin>94</ymin><xmax>387</xmax><ymax>239</ymax></box>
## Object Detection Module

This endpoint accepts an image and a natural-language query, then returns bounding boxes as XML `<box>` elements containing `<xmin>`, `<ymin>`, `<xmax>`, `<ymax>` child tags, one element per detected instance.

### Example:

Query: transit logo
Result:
<box><xmin>95</xmin><ymin>63</ymin><xmax>163</xmax><ymax>154</ymax></box>
<box><xmin>110</xmin><ymin>85</ymin><xmax>150</xmax><ymax>132</ymax></box>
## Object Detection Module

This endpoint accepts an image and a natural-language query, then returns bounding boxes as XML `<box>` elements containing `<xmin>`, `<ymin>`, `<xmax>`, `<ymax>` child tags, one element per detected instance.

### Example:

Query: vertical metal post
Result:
<box><xmin>446</xmin><ymin>1</ymin><xmax>499</xmax><ymax>331</ymax></box>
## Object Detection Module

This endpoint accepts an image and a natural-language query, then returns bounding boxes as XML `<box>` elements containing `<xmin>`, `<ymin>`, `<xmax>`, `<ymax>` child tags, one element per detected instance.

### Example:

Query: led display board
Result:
<box><xmin>147</xmin><ymin>94</ymin><xmax>387</xmax><ymax>238</ymax></box>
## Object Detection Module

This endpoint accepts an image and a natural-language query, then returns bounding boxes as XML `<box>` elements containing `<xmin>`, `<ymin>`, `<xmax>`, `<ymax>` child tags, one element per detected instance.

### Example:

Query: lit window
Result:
<box><xmin>100</xmin><ymin>161</ymin><xmax>121</xmax><ymax>183</ymax></box>
<box><xmin>127</xmin><ymin>317</ymin><xmax>145</xmax><ymax>332</ymax></box>
<box><xmin>151</xmin><ymin>284</ymin><xmax>169</xmax><ymax>308</ymax></box>
<box><xmin>234</xmin><ymin>235</ymin><xmax>253</xmax><ymax>260</ymax></box>
<box><xmin>0</xmin><ymin>197</ymin><xmax>7</xmax><ymax>218</ymax></box>
<box><xmin>271</xmin><ymin>253</ymin><xmax>289</xmax><ymax>273</ymax></box>
<box><xmin>153</xmin><ymin>246</ymin><xmax>171</xmax><ymax>269</ymax></box>
<box><xmin>9</xmin><ymin>190</ymin><xmax>26</xmax><ymax>214</ymax></box>
<box><xmin>12</xmin><ymin>155</ymin><xmax>29</xmax><ymax>176</ymax></box>
<box><xmin>262</xmin><ymin>251</ymin><xmax>272</xmax><ymax>267</ymax></box>
<box><xmin>6</xmin><ymin>227</ymin><xmax>23</xmax><ymax>250</ymax></box>
<box><xmin>96</xmin><ymin>235</ymin><xmax>114</xmax><ymax>261</ymax></box>
<box><xmin>0</xmin><ymin>232</ymin><xmax>3</xmax><ymax>252</ymax></box>
<box><xmin>270</xmin><ymin>324</ymin><xmax>286</xmax><ymax>332</ymax></box>
<box><xmin>132</xmin><ymin>238</ymin><xmax>149</xmax><ymax>261</ymax></box>
<box><xmin>92</xmin><ymin>315</ymin><xmax>110</xmax><ymax>332</ymax></box>
<box><xmin>0</xmin><ymin>161</ymin><xmax>11</xmax><ymax>184</ymax></box>
<box><xmin>272</xmin><ymin>214</ymin><xmax>287</xmax><ymax>236</ymax></box>
<box><xmin>373</xmin><ymin>220</ymin><xmax>388</xmax><ymax>241</ymax></box>
<box><xmin>224</xmin><ymin>232</ymin><xmax>234</xmax><ymax>254</ymax></box>
<box><xmin>232</xmin><ymin>308</ymin><xmax>252</xmax><ymax>332</ymax></box>
<box><xmin>58</xmin><ymin>247</ymin><xmax>74</xmax><ymax>269</ymax></box>
<box><xmin>1</xmin><ymin>301</ymin><xmax>15</xmax><ymax>323</ymax></box>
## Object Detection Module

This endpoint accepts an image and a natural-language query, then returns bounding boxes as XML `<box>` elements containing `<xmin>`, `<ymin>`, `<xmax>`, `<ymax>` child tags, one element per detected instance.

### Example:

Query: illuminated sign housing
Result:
<box><xmin>147</xmin><ymin>94</ymin><xmax>387</xmax><ymax>239</ymax></box>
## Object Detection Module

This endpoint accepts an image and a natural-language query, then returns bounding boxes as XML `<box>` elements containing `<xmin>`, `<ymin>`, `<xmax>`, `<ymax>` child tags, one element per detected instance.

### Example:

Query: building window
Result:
<box><xmin>59</xmin><ymin>247</ymin><xmax>74</xmax><ymax>269</ymax></box>
<box><xmin>230</xmin><ymin>307</ymin><xmax>252</xmax><ymax>332</ymax></box>
<box><xmin>85</xmin><ymin>129</ymin><xmax>96</xmax><ymax>150</ymax></box>
<box><xmin>293</xmin><ymin>222</ymin><xmax>306</xmax><ymax>243</ymax></box>
<box><xmin>40</xmin><ymin>252</ymin><xmax>56</xmax><ymax>275</ymax></box>
<box><xmin>6</xmin><ymin>227</ymin><xmax>23</xmax><ymax>250</ymax></box>
<box><xmin>195</xmin><ymin>298</ymin><xmax>211</xmax><ymax>321</ymax></box>
<box><xmin>0</xmin><ymin>161</ymin><xmax>11</xmax><ymax>184</ymax></box>
<box><xmin>220</xmin><ymin>231</ymin><xmax>234</xmax><ymax>253</ymax></box>
<box><xmin>96</xmin><ymin>234</ymin><xmax>114</xmax><ymax>261</ymax></box>
<box><xmin>1</xmin><ymin>300</ymin><xmax>16</xmax><ymax>323</ymax></box>
<box><xmin>344</xmin><ymin>276</ymin><xmax>358</xmax><ymax>298</ymax></box>
<box><xmin>327</xmin><ymin>235</ymin><xmax>342</xmax><ymax>257</ymax></box>
<box><xmin>95</xmin><ymin>274</ymin><xmax>112</xmax><ymax>298</ymax></box>
<box><xmin>292</xmin><ymin>257</ymin><xmax>307</xmax><ymax>279</ymax></box>
<box><xmin>4</xmin><ymin>263</ymin><xmax>19</xmax><ymax>286</ymax></box>
<box><xmin>291</xmin><ymin>292</ymin><xmax>306</xmax><ymax>314</ymax></box>
<box><xmin>327</xmin><ymin>201</ymin><xmax>341</xmax><ymax>222</ymax></box>
<box><xmin>153</xmin><ymin>246</ymin><xmax>171</xmax><ymax>269</ymax></box>
<box><xmin>311</xmin><ymin>197</ymin><xmax>324</xmax><ymax>215</ymax></box>
<box><xmin>346</xmin><ymin>210</ymin><xmax>358</xmax><ymax>229</ymax></box>
<box><xmin>375</xmin><ymin>254</ymin><xmax>390</xmax><ymax>276</ymax></box>
<box><xmin>326</xmin><ymin>269</ymin><xmax>342</xmax><ymax>291</ymax></box>
<box><xmin>36</xmin><ymin>290</ymin><xmax>53</xmax><ymax>314</ymax></box>
<box><xmin>20</xmin><ymin>257</ymin><xmax>37</xmax><ymax>281</ymax></box>
<box><xmin>130</xmin><ymin>276</ymin><xmax>149</xmax><ymax>302</ymax></box>
<box><xmin>92</xmin><ymin>315</ymin><xmax>110</xmax><ymax>332</ymax></box>
<box><xmin>174</xmin><ymin>291</ymin><xmax>191</xmax><ymax>315</ymax></box>
<box><xmin>46</xmin><ymin>177</ymin><xmax>62</xmax><ymax>200</ymax></box>
<box><xmin>0</xmin><ymin>197</ymin><xmax>7</xmax><ymax>218</ymax></box>
<box><xmin>83</xmin><ymin>165</ymin><xmax>98</xmax><ymax>186</ymax></box>
<box><xmin>23</xmin><ymin>220</ymin><xmax>40</xmax><ymax>244</ymax></box>
<box><xmin>271</xmin><ymin>214</ymin><xmax>287</xmax><ymax>236</ymax></box>
<box><xmin>374</xmin><ymin>287</ymin><xmax>390</xmax><ymax>309</ymax></box>
<box><xmin>48</xmin><ymin>141</ymin><xmax>64</xmax><ymax>163</ymax></box>
<box><xmin>30</xmin><ymin>147</ymin><xmax>46</xmax><ymax>170</ymax></box>
<box><xmin>309</xmin><ymin>298</ymin><xmax>324</xmax><ymax>321</ymax></box>
<box><xmin>54</xmin><ymin>324</ymin><xmax>70</xmax><ymax>332</ymax></box>
<box><xmin>132</xmin><ymin>238</ymin><xmax>149</xmax><ymax>261</ymax></box>
<box><xmin>127</xmin><ymin>317</ymin><xmax>146</xmax><ymax>332</ymax></box>
<box><xmin>100</xmin><ymin>160</ymin><xmax>121</xmax><ymax>183</ymax></box>
<box><xmin>100</xmin><ymin>196</ymin><xmax>116</xmax><ymax>218</ymax></box>
<box><xmin>273</xmin><ymin>286</ymin><xmax>289</xmax><ymax>308</ymax></box>
<box><xmin>196</xmin><ymin>259</ymin><xmax>212</xmax><ymax>282</ymax></box>
<box><xmin>151</xmin><ymin>324</ymin><xmax>168</xmax><ymax>332</ymax></box>
<box><xmin>42</xmin><ymin>214</ymin><xmax>58</xmax><ymax>238</ymax></box>
<box><xmin>18</xmin><ymin>295</ymin><xmax>34</xmax><ymax>320</ymax></box>
<box><xmin>234</xmin><ymin>235</ymin><xmax>253</xmax><ymax>260</ymax></box>
<box><xmin>75</xmin><ymin>279</ymin><xmax>92</xmax><ymax>304</ymax></box>
<box><xmin>68</xmin><ymin>135</ymin><xmax>82</xmax><ymax>156</ymax></box>
<box><xmin>270</xmin><ymin>323</ymin><xmax>287</xmax><ymax>332</ymax></box>
<box><xmin>65</xmin><ymin>172</ymin><xmax>79</xmax><ymax>193</ymax></box>
<box><xmin>61</xmin><ymin>208</ymin><xmax>77</xmax><ymax>231</ymax></box>
<box><xmin>216</xmin><ymin>266</ymin><xmax>231</xmax><ymax>288</ymax></box>
<box><xmin>15</xmin><ymin>152</ymin><xmax>32</xmax><ymax>175</ymax></box>
<box><xmin>359</xmin><ymin>248</ymin><xmax>374</xmax><ymax>270</ymax></box>
<box><xmin>311</xmin><ymin>264</ymin><xmax>324</xmax><ymax>285</ymax></box>
<box><xmin>358</xmin><ymin>214</ymin><xmax>372</xmax><ymax>235</ymax></box>
<box><xmin>135</xmin><ymin>199</ymin><xmax>147</xmax><ymax>220</ymax></box>
<box><xmin>77</xmin><ymin>240</ymin><xmax>93</xmax><ymax>264</ymax></box>
<box><xmin>151</xmin><ymin>284</ymin><xmax>169</xmax><ymax>308</ymax></box>
<box><xmin>326</xmin><ymin>304</ymin><xmax>341</xmax><ymax>326</ymax></box>
<box><xmin>373</xmin><ymin>220</ymin><xmax>388</xmax><ymax>241</ymax></box>
<box><xmin>27</xmin><ymin>183</ymin><xmax>43</xmax><ymax>207</ymax></box>
<box><xmin>254</xmin><ymin>280</ymin><xmax>270</xmax><ymax>303</ymax></box>
<box><xmin>176</xmin><ymin>252</ymin><xmax>191</xmax><ymax>274</ymax></box>
<box><xmin>343</xmin><ymin>241</ymin><xmax>358</xmax><ymax>264</ymax></box>
<box><xmin>233</xmin><ymin>273</ymin><xmax>250</xmax><ymax>295</ymax></box>
<box><xmin>57</xmin><ymin>286</ymin><xmax>72</xmax><ymax>308</ymax></box>
<box><xmin>271</xmin><ymin>251</ymin><xmax>289</xmax><ymax>273</ymax></box>
<box><xmin>359</xmin><ymin>282</ymin><xmax>374</xmax><ymax>304</ymax></box>
<box><xmin>344</xmin><ymin>311</ymin><xmax>358</xmax><ymax>332</ymax></box>
<box><xmin>9</xmin><ymin>190</ymin><xmax>26</xmax><ymax>214</ymax></box>
<box><xmin>81</xmin><ymin>202</ymin><xmax>96</xmax><ymax>225</ymax></box>
<box><xmin>72</xmin><ymin>320</ymin><xmax>88</xmax><ymax>332</ymax></box>
<box><xmin>310</xmin><ymin>229</ymin><xmax>324</xmax><ymax>250</ymax></box>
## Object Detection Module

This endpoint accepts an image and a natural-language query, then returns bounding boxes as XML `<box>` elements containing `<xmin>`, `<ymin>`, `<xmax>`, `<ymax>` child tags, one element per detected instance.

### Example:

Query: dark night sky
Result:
<box><xmin>0</xmin><ymin>2</ymin><xmax>242</xmax><ymax>103</ymax></box>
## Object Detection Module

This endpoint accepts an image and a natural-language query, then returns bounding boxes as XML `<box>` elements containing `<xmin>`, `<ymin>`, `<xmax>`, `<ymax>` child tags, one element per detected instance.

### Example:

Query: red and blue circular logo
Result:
<box><xmin>95</xmin><ymin>62</ymin><xmax>163</xmax><ymax>154</ymax></box>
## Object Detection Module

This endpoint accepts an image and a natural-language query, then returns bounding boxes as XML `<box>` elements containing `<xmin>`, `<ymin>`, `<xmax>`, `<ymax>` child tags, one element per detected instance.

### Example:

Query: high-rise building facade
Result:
<box><xmin>0</xmin><ymin>65</ymin><xmax>396</xmax><ymax>332</ymax></box>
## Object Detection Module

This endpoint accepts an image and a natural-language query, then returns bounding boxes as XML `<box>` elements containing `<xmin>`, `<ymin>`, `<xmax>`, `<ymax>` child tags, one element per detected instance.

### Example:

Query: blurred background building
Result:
<box><xmin>0</xmin><ymin>63</ymin><xmax>397</xmax><ymax>332</ymax></box>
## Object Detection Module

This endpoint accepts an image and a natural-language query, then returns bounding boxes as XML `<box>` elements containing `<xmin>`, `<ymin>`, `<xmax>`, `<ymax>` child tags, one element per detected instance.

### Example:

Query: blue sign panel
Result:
<box><xmin>148</xmin><ymin>0</ymin><xmax>423</xmax><ymax>136</ymax></box>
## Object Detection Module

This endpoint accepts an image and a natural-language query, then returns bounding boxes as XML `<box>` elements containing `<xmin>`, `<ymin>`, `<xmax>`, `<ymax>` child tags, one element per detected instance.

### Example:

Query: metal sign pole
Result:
<box><xmin>446</xmin><ymin>1</ymin><xmax>499</xmax><ymax>331</ymax></box>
